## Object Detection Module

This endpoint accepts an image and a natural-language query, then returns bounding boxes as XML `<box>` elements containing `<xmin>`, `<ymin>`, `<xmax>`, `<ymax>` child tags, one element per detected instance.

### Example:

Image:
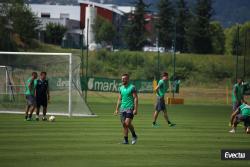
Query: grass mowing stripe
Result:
<box><xmin>0</xmin><ymin>104</ymin><xmax>250</xmax><ymax>167</ymax></box>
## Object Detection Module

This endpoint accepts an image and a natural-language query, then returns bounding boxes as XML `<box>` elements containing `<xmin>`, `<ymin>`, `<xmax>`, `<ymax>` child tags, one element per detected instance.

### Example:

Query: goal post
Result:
<box><xmin>0</xmin><ymin>51</ymin><xmax>95</xmax><ymax>117</ymax></box>
<box><xmin>0</xmin><ymin>65</ymin><xmax>8</xmax><ymax>94</ymax></box>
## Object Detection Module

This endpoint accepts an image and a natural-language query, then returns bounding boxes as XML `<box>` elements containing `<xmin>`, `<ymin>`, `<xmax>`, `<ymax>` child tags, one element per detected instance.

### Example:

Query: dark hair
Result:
<box><xmin>40</xmin><ymin>71</ymin><xmax>47</xmax><ymax>76</ymax></box>
<box><xmin>122</xmin><ymin>73</ymin><xmax>129</xmax><ymax>78</ymax></box>
<box><xmin>32</xmin><ymin>72</ymin><xmax>37</xmax><ymax>76</ymax></box>
<box><xmin>162</xmin><ymin>72</ymin><xmax>168</xmax><ymax>77</ymax></box>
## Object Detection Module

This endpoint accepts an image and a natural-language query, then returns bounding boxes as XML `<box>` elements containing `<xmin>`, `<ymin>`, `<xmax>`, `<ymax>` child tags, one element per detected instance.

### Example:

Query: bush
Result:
<box><xmin>87</xmin><ymin>50</ymin><xmax>235</xmax><ymax>85</ymax></box>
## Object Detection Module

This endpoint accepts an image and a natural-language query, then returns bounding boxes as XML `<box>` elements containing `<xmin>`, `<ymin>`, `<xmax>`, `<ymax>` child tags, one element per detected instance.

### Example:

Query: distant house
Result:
<box><xmin>78</xmin><ymin>0</ymin><xmax>155</xmax><ymax>48</ymax></box>
<box><xmin>30</xmin><ymin>4</ymin><xmax>82</xmax><ymax>48</ymax></box>
<box><xmin>29</xmin><ymin>1</ymin><xmax>155</xmax><ymax>49</ymax></box>
<box><xmin>78</xmin><ymin>0</ymin><xmax>135</xmax><ymax>48</ymax></box>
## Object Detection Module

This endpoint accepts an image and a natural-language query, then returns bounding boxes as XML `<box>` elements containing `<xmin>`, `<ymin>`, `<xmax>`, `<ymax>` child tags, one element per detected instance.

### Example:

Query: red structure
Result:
<box><xmin>79</xmin><ymin>1</ymin><xmax>124</xmax><ymax>29</ymax></box>
<box><xmin>78</xmin><ymin>1</ymin><xmax>156</xmax><ymax>46</ymax></box>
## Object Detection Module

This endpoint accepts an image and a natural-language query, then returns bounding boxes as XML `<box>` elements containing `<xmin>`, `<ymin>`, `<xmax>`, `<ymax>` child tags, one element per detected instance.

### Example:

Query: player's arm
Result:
<box><xmin>114</xmin><ymin>94</ymin><xmax>121</xmax><ymax>115</ymax></box>
<box><xmin>241</xmin><ymin>88</ymin><xmax>244</xmax><ymax>102</ymax></box>
<box><xmin>133</xmin><ymin>91</ymin><xmax>138</xmax><ymax>115</ymax></box>
<box><xmin>234</xmin><ymin>86</ymin><xmax>238</xmax><ymax>102</ymax></box>
<box><xmin>154</xmin><ymin>82</ymin><xmax>162</xmax><ymax>96</ymax></box>
<box><xmin>47</xmin><ymin>82</ymin><xmax>50</xmax><ymax>101</ymax></box>
<box><xmin>154</xmin><ymin>84</ymin><xmax>160</xmax><ymax>92</ymax></box>
<box><xmin>34</xmin><ymin>81</ymin><xmax>37</xmax><ymax>97</ymax></box>
<box><xmin>28</xmin><ymin>79</ymin><xmax>34</xmax><ymax>91</ymax></box>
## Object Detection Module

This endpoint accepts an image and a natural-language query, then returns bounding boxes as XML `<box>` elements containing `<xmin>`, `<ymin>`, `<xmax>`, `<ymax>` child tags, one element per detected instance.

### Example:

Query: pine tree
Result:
<box><xmin>186</xmin><ymin>0</ymin><xmax>213</xmax><ymax>53</ymax></box>
<box><xmin>156</xmin><ymin>0</ymin><xmax>175</xmax><ymax>49</ymax></box>
<box><xmin>176</xmin><ymin>0</ymin><xmax>189</xmax><ymax>53</ymax></box>
<box><xmin>124</xmin><ymin>0</ymin><xmax>149</xmax><ymax>51</ymax></box>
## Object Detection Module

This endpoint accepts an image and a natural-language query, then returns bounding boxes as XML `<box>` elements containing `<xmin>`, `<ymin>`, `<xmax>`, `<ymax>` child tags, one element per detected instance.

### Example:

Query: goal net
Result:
<box><xmin>0</xmin><ymin>52</ymin><xmax>94</xmax><ymax>117</ymax></box>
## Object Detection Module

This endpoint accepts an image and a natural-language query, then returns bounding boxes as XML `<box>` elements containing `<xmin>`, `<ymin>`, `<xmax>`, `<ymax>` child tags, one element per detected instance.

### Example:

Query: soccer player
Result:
<box><xmin>232</xmin><ymin>78</ymin><xmax>244</xmax><ymax>111</ymax></box>
<box><xmin>114</xmin><ymin>74</ymin><xmax>138</xmax><ymax>145</ymax></box>
<box><xmin>25</xmin><ymin>72</ymin><xmax>38</xmax><ymax>121</ymax></box>
<box><xmin>36</xmin><ymin>72</ymin><xmax>50</xmax><ymax>121</ymax></box>
<box><xmin>229</xmin><ymin>78</ymin><xmax>244</xmax><ymax>126</ymax></box>
<box><xmin>229</xmin><ymin>102</ymin><xmax>250</xmax><ymax>133</ymax></box>
<box><xmin>152</xmin><ymin>72</ymin><xmax>175</xmax><ymax>128</ymax></box>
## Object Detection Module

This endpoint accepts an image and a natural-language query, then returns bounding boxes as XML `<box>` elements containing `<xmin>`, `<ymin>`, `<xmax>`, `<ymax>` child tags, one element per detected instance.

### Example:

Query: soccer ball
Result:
<box><xmin>49</xmin><ymin>115</ymin><xmax>55</xmax><ymax>122</ymax></box>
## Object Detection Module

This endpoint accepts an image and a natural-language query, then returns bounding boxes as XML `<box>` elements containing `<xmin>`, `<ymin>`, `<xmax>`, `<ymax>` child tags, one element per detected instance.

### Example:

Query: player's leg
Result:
<box><xmin>42</xmin><ymin>106</ymin><xmax>47</xmax><ymax>121</ymax></box>
<box><xmin>42</xmin><ymin>98</ymin><xmax>48</xmax><ymax>121</ymax></box>
<box><xmin>36</xmin><ymin>96</ymin><xmax>41</xmax><ymax>121</ymax></box>
<box><xmin>152</xmin><ymin>97</ymin><xmax>161</xmax><ymax>127</ymax></box>
<box><xmin>28</xmin><ymin>105</ymin><xmax>36</xmax><ymax>120</ymax></box>
<box><xmin>123</xmin><ymin>123</ymin><xmax>129</xmax><ymax>144</ymax></box>
<box><xmin>230</xmin><ymin>111</ymin><xmax>237</xmax><ymax>127</ymax></box>
<box><xmin>242</xmin><ymin>116</ymin><xmax>250</xmax><ymax>133</ymax></box>
<box><xmin>120</xmin><ymin>112</ymin><xmax>129</xmax><ymax>144</ymax></box>
<box><xmin>229</xmin><ymin>114</ymin><xmax>241</xmax><ymax>133</ymax></box>
<box><xmin>27</xmin><ymin>95</ymin><xmax>36</xmax><ymax>120</ymax></box>
<box><xmin>152</xmin><ymin>110</ymin><xmax>160</xmax><ymax>127</ymax></box>
<box><xmin>126</xmin><ymin>112</ymin><xmax>137</xmax><ymax>144</ymax></box>
<box><xmin>230</xmin><ymin>102</ymin><xmax>239</xmax><ymax>126</ymax></box>
<box><xmin>160</xmin><ymin>97</ymin><xmax>175</xmax><ymax>127</ymax></box>
<box><xmin>163</xmin><ymin>110</ymin><xmax>175</xmax><ymax>127</ymax></box>
<box><xmin>25</xmin><ymin>106</ymin><xmax>30</xmax><ymax>120</ymax></box>
<box><xmin>25</xmin><ymin>95</ymin><xmax>31</xmax><ymax>120</ymax></box>
<box><xmin>246</xmin><ymin>117</ymin><xmax>250</xmax><ymax>133</ymax></box>
<box><xmin>36</xmin><ymin>105</ymin><xmax>40</xmax><ymax>121</ymax></box>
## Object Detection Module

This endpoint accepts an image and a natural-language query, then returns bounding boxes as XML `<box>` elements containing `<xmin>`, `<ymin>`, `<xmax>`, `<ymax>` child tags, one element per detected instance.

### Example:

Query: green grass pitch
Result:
<box><xmin>0</xmin><ymin>103</ymin><xmax>250</xmax><ymax>167</ymax></box>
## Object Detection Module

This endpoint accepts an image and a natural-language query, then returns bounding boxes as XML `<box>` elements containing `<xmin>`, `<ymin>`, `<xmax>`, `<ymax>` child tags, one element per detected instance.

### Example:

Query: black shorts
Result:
<box><xmin>120</xmin><ymin>109</ymin><xmax>134</xmax><ymax>123</ymax></box>
<box><xmin>36</xmin><ymin>96</ymin><xmax>48</xmax><ymax>108</ymax></box>
<box><xmin>236</xmin><ymin>114</ymin><xmax>250</xmax><ymax>127</ymax></box>
<box><xmin>242</xmin><ymin>116</ymin><xmax>250</xmax><ymax>127</ymax></box>
<box><xmin>155</xmin><ymin>97</ymin><xmax>166</xmax><ymax>112</ymax></box>
<box><xmin>26</xmin><ymin>95</ymin><xmax>36</xmax><ymax>106</ymax></box>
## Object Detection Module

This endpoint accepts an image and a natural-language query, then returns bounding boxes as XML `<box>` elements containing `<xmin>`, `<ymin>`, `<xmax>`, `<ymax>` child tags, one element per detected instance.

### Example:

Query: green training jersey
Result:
<box><xmin>25</xmin><ymin>77</ymin><xmax>37</xmax><ymax>96</ymax></box>
<box><xmin>239</xmin><ymin>103</ymin><xmax>250</xmax><ymax>117</ymax></box>
<box><xmin>232</xmin><ymin>83</ymin><xmax>243</xmax><ymax>103</ymax></box>
<box><xmin>157</xmin><ymin>79</ymin><xmax>169</xmax><ymax>98</ymax></box>
<box><xmin>119</xmin><ymin>83</ymin><xmax>136</xmax><ymax>111</ymax></box>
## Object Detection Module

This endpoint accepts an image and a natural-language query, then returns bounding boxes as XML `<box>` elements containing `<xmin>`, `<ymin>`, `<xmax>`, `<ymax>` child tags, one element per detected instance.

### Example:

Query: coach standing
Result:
<box><xmin>35</xmin><ymin>72</ymin><xmax>50</xmax><ymax>121</ymax></box>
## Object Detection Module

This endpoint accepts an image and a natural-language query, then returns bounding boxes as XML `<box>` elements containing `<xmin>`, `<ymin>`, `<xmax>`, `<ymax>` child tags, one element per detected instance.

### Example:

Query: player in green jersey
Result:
<box><xmin>25</xmin><ymin>72</ymin><xmax>38</xmax><ymax>121</ymax></box>
<box><xmin>229</xmin><ymin>102</ymin><xmax>250</xmax><ymax>133</ymax></box>
<box><xmin>232</xmin><ymin>78</ymin><xmax>244</xmax><ymax>111</ymax></box>
<box><xmin>115</xmin><ymin>74</ymin><xmax>138</xmax><ymax>144</ymax></box>
<box><xmin>229</xmin><ymin>78</ymin><xmax>244</xmax><ymax>126</ymax></box>
<box><xmin>152</xmin><ymin>72</ymin><xmax>175</xmax><ymax>128</ymax></box>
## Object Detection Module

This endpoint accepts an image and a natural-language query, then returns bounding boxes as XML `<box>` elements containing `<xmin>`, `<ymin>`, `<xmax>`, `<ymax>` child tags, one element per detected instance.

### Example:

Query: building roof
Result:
<box><xmin>78</xmin><ymin>0</ymin><xmax>134</xmax><ymax>16</ymax></box>
<box><xmin>29</xmin><ymin>4</ymin><xmax>80</xmax><ymax>21</ymax></box>
<box><xmin>29</xmin><ymin>2</ymin><xmax>135</xmax><ymax>21</ymax></box>
<box><xmin>115</xmin><ymin>6</ymin><xmax>135</xmax><ymax>14</ymax></box>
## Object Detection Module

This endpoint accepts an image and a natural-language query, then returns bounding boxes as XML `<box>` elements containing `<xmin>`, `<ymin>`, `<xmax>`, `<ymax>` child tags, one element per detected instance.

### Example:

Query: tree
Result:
<box><xmin>186</xmin><ymin>0</ymin><xmax>213</xmax><ymax>54</ymax></box>
<box><xmin>0</xmin><ymin>3</ymin><xmax>16</xmax><ymax>51</ymax></box>
<box><xmin>210</xmin><ymin>21</ymin><xmax>225</xmax><ymax>54</ymax></box>
<box><xmin>124</xmin><ymin>0</ymin><xmax>149</xmax><ymax>51</ymax></box>
<box><xmin>176</xmin><ymin>0</ymin><xmax>190</xmax><ymax>52</ymax></box>
<box><xmin>157</xmin><ymin>0</ymin><xmax>175</xmax><ymax>49</ymax></box>
<box><xmin>44</xmin><ymin>23</ymin><xmax>67</xmax><ymax>45</ymax></box>
<box><xmin>224</xmin><ymin>22</ymin><xmax>250</xmax><ymax>56</ymax></box>
<box><xmin>9</xmin><ymin>1</ymin><xmax>40</xmax><ymax>46</ymax></box>
<box><xmin>0</xmin><ymin>0</ymin><xmax>39</xmax><ymax>50</ymax></box>
<box><xmin>93</xmin><ymin>16</ymin><xmax>116</xmax><ymax>46</ymax></box>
